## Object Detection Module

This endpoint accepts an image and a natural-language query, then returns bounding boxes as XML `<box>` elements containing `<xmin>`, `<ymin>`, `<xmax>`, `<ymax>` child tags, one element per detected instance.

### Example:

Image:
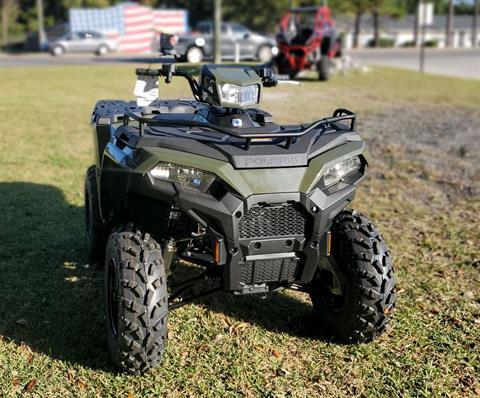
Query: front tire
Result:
<box><xmin>257</xmin><ymin>45</ymin><xmax>274</xmax><ymax>63</ymax></box>
<box><xmin>50</xmin><ymin>45</ymin><xmax>65</xmax><ymax>56</ymax></box>
<box><xmin>105</xmin><ymin>226</ymin><xmax>168</xmax><ymax>374</ymax></box>
<box><xmin>309</xmin><ymin>210</ymin><xmax>396</xmax><ymax>343</ymax></box>
<box><xmin>96</xmin><ymin>45</ymin><xmax>109</xmax><ymax>56</ymax></box>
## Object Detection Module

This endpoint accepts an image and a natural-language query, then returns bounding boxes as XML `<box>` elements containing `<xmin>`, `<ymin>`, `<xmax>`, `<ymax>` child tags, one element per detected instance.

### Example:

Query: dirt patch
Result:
<box><xmin>359</xmin><ymin>107</ymin><xmax>480</xmax><ymax>200</ymax></box>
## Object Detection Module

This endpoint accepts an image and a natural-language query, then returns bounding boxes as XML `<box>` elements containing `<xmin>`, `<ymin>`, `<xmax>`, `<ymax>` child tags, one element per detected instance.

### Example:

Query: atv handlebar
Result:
<box><xmin>136</xmin><ymin>65</ymin><xmax>202</xmax><ymax>101</ymax></box>
<box><xmin>136</xmin><ymin>64</ymin><xmax>298</xmax><ymax>93</ymax></box>
<box><xmin>254</xmin><ymin>67</ymin><xmax>299</xmax><ymax>87</ymax></box>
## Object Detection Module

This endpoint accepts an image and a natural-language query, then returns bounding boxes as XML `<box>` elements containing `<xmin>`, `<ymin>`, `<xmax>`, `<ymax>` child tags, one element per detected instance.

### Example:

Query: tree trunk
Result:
<box><xmin>353</xmin><ymin>11</ymin><xmax>362</xmax><ymax>48</ymax></box>
<box><xmin>473</xmin><ymin>0</ymin><xmax>479</xmax><ymax>47</ymax></box>
<box><xmin>37</xmin><ymin>0</ymin><xmax>46</xmax><ymax>49</ymax></box>
<box><xmin>1</xmin><ymin>0</ymin><xmax>9</xmax><ymax>51</ymax></box>
<box><xmin>445</xmin><ymin>0</ymin><xmax>454</xmax><ymax>47</ymax></box>
<box><xmin>373</xmin><ymin>10</ymin><xmax>380</xmax><ymax>47</ymax></box>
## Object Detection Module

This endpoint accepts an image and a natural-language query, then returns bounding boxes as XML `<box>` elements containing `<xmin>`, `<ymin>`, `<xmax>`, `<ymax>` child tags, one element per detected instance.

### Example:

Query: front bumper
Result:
<box><xmin>134</xmin><ymin>175</ymin><xmax>358</xmax><ymax>292</ymax></box>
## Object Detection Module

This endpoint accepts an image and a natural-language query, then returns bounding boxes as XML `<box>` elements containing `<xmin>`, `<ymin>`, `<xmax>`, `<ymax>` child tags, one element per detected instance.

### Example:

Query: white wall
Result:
<box><xmin>342</xmin><ymin>29</ymin><xmax>475</xmax><ymax>49</ymax></box>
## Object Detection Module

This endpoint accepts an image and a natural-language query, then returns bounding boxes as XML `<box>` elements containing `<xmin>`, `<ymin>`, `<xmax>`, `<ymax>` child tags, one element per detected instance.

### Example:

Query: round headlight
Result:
<box><xmin>195</xmin><ymin>37</ymin><xmax>206</xmax><ymax>47</ymax></box>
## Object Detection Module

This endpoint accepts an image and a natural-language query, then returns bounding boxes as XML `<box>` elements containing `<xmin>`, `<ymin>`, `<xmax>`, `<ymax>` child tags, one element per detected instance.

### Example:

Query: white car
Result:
<box><xmin>49</xmin><ymin>31</ymin><xmax>117</xmax><ymax>56</ymax></box>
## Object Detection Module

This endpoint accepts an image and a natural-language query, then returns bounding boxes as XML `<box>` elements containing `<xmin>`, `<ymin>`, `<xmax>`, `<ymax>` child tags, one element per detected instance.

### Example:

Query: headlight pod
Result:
<box><xmin>219</xmin><ymin>83</ymin><xmax>259</xmax><ymax>107</ymax></box>
<box><xmin>149</xmin><ymin>162</ymin><xmax>216</xmax><ymax>193</ymax></box>
<box><xmin>322</xmin><ymin>156</ymin><xmax>362</xmax><ymax>188</ymax></box>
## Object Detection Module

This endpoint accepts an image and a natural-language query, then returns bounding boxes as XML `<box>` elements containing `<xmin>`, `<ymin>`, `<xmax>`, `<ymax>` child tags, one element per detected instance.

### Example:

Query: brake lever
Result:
<box><xmin>277</xmin><ymin>80</ymin><xmax>301</xmax><ymax>86</ymax></box>
<box><xmin>275</xmin><ymin>74</ymin><xmax>301</xmax><ymax>85</ymax></box>
<box><xmin>258</xmin><ymin>68</ymin><xmax>301</xmax><ymax>87</ymax></box>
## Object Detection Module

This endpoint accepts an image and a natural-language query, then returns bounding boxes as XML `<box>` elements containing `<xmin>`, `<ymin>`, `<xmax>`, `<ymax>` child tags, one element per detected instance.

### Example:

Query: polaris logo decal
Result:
<box><xmin>238</xmin><ymin>155</ymin><xmax>306</xmax><ymax>168</ymax></box>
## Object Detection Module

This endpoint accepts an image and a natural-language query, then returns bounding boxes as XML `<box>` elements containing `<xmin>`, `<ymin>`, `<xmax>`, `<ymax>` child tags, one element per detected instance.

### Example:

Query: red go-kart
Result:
<box><xmin>274</xmin><ymin>6</ymin><xmax>341</xmax><ymax>81</ymax></box>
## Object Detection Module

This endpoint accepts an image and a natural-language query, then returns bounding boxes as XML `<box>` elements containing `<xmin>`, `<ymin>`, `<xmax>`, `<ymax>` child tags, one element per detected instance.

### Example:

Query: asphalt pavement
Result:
<box><xmin>0</xmin><ymin>48</ymin><xmax>479</xmax><ymax>79</ymax></box>
<box><xmin>0</xmin><ymin>52</ymin><xmax>164</xmax><ymax>67</ymax></box>
<box><xmin>347</xmin><ymin>48</ymin><xmax>480</xmax><ymax>79</ymax></box>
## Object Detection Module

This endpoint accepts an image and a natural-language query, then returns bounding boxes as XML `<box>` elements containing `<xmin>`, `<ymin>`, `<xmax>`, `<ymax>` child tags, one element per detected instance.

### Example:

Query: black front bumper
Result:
<box><xmin>173</xmin><ymin>184</ymin><xmax>357</xmax><ymax>293</ymax></box>
<box><xmin>112</xmin><ymin>171</ymin><xmax>358</xmax><ymax>294</ymax></box>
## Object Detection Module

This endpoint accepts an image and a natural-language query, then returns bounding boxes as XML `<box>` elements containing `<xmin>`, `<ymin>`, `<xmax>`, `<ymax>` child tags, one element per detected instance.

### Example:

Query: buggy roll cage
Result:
<box><xmin>127</xmin><ymin>65</ymin><xmax>356</xmax><ymax>150</ymax></box>
<box><xmin>280</xmin><ymin>6</ymin><xmax>333</xmax><ymax>36</ymax></box>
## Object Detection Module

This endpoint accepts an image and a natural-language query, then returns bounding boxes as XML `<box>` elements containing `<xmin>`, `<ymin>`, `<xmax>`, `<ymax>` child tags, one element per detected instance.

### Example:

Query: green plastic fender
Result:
<box><xmin>138</xmin><ymin>140</ymin><xmax>365</xmax><ymax>197</ymax></box>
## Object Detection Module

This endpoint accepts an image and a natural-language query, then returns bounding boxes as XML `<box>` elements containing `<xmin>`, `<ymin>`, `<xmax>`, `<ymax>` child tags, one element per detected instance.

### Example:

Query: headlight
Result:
<box><xmin>271</xmin><ymin>46</ymin><xmax>279</xmax><ymax>56</ymax></box>
<box><xmin>194</xmin><ymin>37</ymin><xmax>205</xmax><ymax>47</ymax></box>
<box><xmin>219</xmin><ymin>83</ymin><xmax>259</xmax><ymax>107</ymax></box>
<box><xmin>322</xmin><ymin>156</ymin><xmax>362</xmax><ymax>187</ymax></box>
<box><xmin>149</xmin><ymin>162</ymin><xmax>216</xmax><ymax>192</ymax></box>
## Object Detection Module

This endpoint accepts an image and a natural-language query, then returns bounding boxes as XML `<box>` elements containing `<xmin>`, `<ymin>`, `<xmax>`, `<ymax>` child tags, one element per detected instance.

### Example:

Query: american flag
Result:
<box><xmin>122</xmin><ymin>4</ymin><xmax>154</xmax><ymax>53</ymax></box>
<box><xmin>69</xmin><ymin>3</ymin><xmax>188</xmax><ymax>53</ymax></box>
<box><xmin>154</xmin><ymin>10</ymin><xmax>188</xmax><ymax>34</ymax></box>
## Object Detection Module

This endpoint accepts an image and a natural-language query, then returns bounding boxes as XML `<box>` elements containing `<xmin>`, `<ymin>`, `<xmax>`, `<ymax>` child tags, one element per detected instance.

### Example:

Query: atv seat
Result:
<box><xmin>291</xmin><ymin>27</ymin><xmax>314</xmax><ymax>45</ymax></box>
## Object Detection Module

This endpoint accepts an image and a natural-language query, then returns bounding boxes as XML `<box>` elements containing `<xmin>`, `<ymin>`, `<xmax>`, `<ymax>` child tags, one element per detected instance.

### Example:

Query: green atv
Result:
<box><xmin>85</xmin><ymin>64</ymin><xmax>395</xmax><ymax>373</ymax></box>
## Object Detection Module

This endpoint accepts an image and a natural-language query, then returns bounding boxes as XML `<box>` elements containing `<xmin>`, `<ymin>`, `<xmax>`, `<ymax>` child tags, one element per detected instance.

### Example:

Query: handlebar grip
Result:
<box><xmin>135</xmin><ymin>68</ymin><xmax>161</xmax><ymax>76</ymax></box>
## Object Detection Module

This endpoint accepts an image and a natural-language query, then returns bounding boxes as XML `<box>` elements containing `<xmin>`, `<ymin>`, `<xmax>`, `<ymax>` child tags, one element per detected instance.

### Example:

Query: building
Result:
<box><xmin>336</xmin><ymin>15</ymin><xmax>478</xmax><ymax>49</ymax></box>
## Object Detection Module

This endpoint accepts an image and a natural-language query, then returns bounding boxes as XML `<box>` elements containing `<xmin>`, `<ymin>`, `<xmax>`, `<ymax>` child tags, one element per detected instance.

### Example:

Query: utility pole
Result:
<box><xmin>419</xmin><ymin>0</ymin><xmax>427</xmax><ymax>72</ymax></box>
<box><xmin>37</xmin><ymin>0</ymin><xmax>47</xmax><ymax>50</ymax></box>
<box><xmin>445</xmin><ymin>0</ymin><xmax>453</xmax><ymax>47</ymax></box>
<box><xmin>414</xmin><ymin>5</ymin><xmax>419</xmax><ymax>46</ymax></box>
<box><xmin>473</xmin><ymin>0</ymin><xmax>479</xmax><ymax>47</ymax></box>
<box><xmin>213</xmin><ymin>0</ymin><xmax>221</xmax><ymax>63</ymax></box>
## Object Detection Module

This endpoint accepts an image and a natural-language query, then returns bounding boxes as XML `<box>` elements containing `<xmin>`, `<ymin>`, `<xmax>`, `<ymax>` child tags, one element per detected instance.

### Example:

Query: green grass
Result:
<box><xmin>0</xmin><ymin>65</ymin><xmax>479</xmax><ymax>397</ymax></box>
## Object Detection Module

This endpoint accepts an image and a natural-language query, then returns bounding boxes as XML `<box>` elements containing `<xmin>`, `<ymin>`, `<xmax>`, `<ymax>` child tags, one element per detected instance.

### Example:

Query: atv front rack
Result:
<box><xmin>122</xmin><ymin>108</ymin><xmax>356</xmax><ymax>150</ymax></box>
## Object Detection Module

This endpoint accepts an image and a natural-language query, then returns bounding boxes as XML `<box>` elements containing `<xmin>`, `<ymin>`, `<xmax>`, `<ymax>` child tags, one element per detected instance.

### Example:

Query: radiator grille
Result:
<box><xmin>239</xmin><ymin>204</ymin><xmax>308</xmax><ymax>239</ymax></box>
<box><xmin>240</xmin><ymin>257</ymin><xmax>299</xmax><ymax>285</ymax></box>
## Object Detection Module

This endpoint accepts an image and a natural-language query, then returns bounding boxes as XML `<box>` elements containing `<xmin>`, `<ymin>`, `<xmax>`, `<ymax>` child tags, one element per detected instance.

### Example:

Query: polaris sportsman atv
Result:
<box><xmin>86</xmin><ymin>64</ymin><xmax>395</xmax><ymax>374</ymax></box>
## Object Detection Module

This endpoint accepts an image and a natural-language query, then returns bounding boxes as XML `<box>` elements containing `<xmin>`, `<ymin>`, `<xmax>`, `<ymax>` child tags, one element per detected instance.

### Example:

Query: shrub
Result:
<box><xmin>368</xmin><ymin>37</ymin><xmax>396</xmax><ymax>48</ymax></box>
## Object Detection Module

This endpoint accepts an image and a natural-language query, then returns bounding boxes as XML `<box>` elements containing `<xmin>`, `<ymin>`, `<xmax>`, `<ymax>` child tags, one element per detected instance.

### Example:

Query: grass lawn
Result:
<box><xmin>0</xmin><ymin>65</ymin><xmax>479</xmax><ymax>397</ymax></box>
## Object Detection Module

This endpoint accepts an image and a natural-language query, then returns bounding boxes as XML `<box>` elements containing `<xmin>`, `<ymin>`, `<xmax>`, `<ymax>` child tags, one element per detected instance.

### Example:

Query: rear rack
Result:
<box><xmin>122</xmin><ymin>108</ymin><xmax>355</xmax><ymax>150</ymax></box>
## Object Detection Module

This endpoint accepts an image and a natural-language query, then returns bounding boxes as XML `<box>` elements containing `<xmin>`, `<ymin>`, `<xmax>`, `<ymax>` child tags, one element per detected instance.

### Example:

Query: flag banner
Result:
<box><xmin>69</xmin><ymin>3</ymin><xmax>188</xmax><ymax>53</ymax></box>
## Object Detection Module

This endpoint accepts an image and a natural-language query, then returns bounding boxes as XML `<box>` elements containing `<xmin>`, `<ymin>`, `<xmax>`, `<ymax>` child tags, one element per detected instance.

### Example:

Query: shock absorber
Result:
<box><xmin>163</xmin><ymin>203</ymin><xmax>182</xmax><ymax>272</ymax></box>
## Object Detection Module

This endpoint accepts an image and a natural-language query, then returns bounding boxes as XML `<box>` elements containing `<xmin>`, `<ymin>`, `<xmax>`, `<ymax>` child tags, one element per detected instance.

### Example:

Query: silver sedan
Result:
<box><xmin>49</xmin><ymin>31</ymin><xmax>117</xmax><ymax>56</ymax></box>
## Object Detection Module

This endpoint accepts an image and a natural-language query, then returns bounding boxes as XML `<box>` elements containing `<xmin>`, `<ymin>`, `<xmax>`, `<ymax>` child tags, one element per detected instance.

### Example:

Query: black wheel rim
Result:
<box><xmin>107</xmin><ymin>259</ymin><xmax>119</xmax><ymax>337</ymax></box>
<box><xmin>317</xmin><ymin>258</ymin><xmax>348</xmax><ymax>312</ymax></box>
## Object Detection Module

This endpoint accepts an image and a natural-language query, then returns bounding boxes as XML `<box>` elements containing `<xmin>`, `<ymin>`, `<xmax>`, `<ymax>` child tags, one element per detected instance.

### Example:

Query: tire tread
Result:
<box><xmin>310</xmin><ymin>209</ymin><xmax>396</xmax><ymax>343</ymax></box>
<box><xmin>106</xmin><ymin>225</ymin><xmax>168</xmax><ymax>374</ymax></box>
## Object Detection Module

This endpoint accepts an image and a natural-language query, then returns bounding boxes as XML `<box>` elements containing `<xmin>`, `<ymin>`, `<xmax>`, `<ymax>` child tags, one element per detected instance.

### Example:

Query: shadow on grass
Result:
<box><xmin>0</xmin><ymin>182</ymin><xmax>110</xmax><ymax>371</ymax></box>
<box><xmin>0</xmin><ymin>182</ymin><xmax>334</xmax><ymax>371</ymax></box>
<box><xmin>200</xmin><ymin>291</ymin><xmax>329</xmax><ymax>340</ymax></box>
<box><xmin>170</xmin><ymin>263</ymin><xmax>333</xmax><ymax>342</ymax></box>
